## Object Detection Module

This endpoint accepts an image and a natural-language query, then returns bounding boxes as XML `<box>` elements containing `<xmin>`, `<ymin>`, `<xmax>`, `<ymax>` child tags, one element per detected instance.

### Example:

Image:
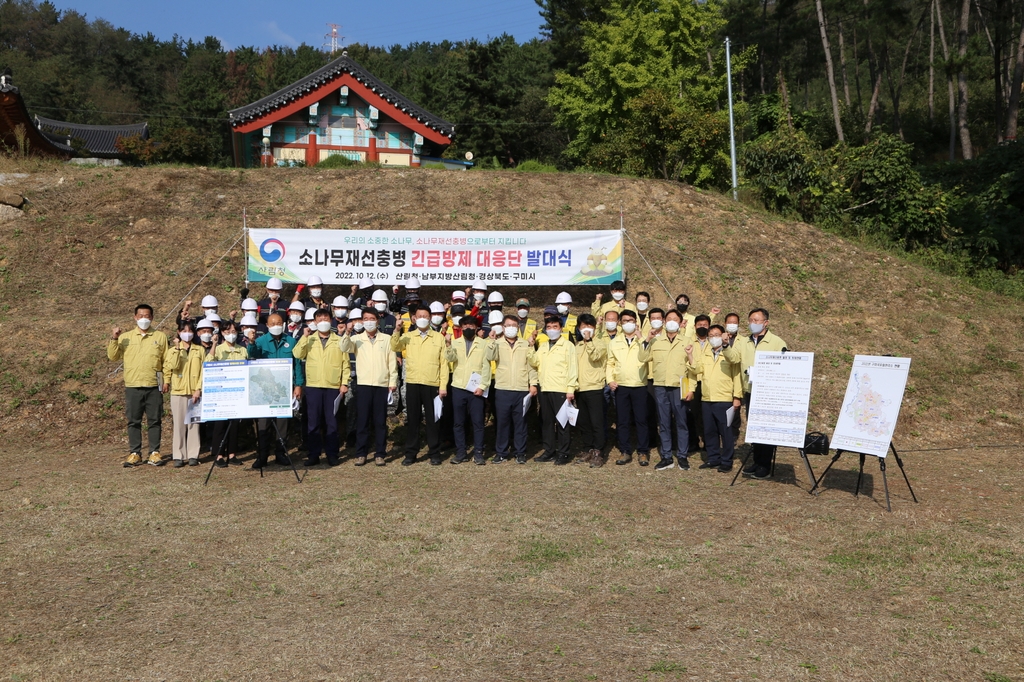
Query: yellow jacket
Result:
<box><xmin>164</xmin><ymin>343</ymin><xmax>205</xmax><ymax>395</ymax></box>
<box><xmin>606</xmin><ymin>335</ymin><xmax>651</xmax><ymax>387</ymax></box>
<box><xmin>293</xmin><ymin>332</ymin><xmax>351</xmax><ymax>389</ymax></box>
<box><xmin>559</xmin><ymin>313</ymin><xmax>578</xmax><ymax>341</ymax></box>
<box><xmin>445</xmin><ymin>334</ymin><xmax>492</xmax><ymax>390</ymax></box>
<box><xmin>517</xmin><ymin>317</ymin><xmax>538</xmax><ymax>340</ymax></box>
<box><xmin>575</xmin><ymin>337</ymin><xmax>608</xmax><ymax>392</ymax></box>
<box><xmin>107</xmin><ymin>327</ymin><xmax>168</xmax><ymax>388</ymax></box>
<box><xmin>592</xmin><ymin>299</ymin><xmax>637</xmax><ymax>319</ymax></box>
<box><xmin>485</xmin><ymin>337</ymin><xmax>538</xmax><ymax>391</ymax></box>
<box><xmin>391</xmin><ymin>329</ymin><xmax>449</xmax><ymax>387</ymax></box>
<box><xmin>339</xmin><ymin>332</ymin><xmax>398</xmax><ymax>388</ymax></box>
<box><xmin>648</xmin><ymin>333</ymin><xmax>696</xmax><ymax>392</ymax></box>
<box><xmin>528</xmin><ymin>336</ymin><xmax>579</xmax><ymax>393</ymax></box>
<box><xmin>692</xmin><ymin>346</ymin><xmax>743</xmax><ymax>402</ymax></box>
<box><xmin>212</xmin><ymin>343</ymin><xmax>248</xmax><ymax>362</ymax></box>
<box><xmin>724</xmin><ymin>330</ymin><xmax>788</xmax><ymax>394</ymax></box>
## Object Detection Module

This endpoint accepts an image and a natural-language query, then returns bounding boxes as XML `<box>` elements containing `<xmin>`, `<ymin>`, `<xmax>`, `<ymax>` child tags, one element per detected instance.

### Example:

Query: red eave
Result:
<box><xmin>231</xmin><ymin>73</ymin><xmax>451</xmax><ymax>146</ymax></box>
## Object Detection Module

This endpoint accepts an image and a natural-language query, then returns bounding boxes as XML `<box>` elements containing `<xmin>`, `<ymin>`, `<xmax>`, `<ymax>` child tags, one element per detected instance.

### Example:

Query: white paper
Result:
<box><xmin>333</xmin><ymin>392</ymin><xmax>343</xmax><ymax>416</ymax></box>
<box><xmin>726</xmin><ymin>406</ymin><xmax>737</xmax><ymax>427</ymax></box>
<box><xmin>746</xmin><ymin>366</ymin><xmax>758</xmax><ymax>383</ymax></box>
<box><xmin>387</xmin><ymin>389</ymin><xmax>395</xmax><ymax>405</ymax></box>
<box><xmin>291</xmin><ymin>396</ymin><xmax>301</xmax><ymax>413</ymax></box>
<box><xmin>831</xmin><ymin>355</ymin><xmax>911</xmax><ymax>458</ymax></box>
<box><xmin>522</xmin><ymin>393</ymin><xmax>532</xmax><ymax>416</ymax></box>
<box><xmin>565</xmin><ymin>400</ymin><xmax>579</xmax><ymax>426</ymax></box>
<box><xmin>745</xmin><ymin>351</ymin><xmax>815</xmax><ymax>449</ymax></box>
<box><xmin>466</xmin><ymin>372</ymin><xmax>482</xmax><ymax>393</ymax></box>
<box><xmin>434</xmin><ymin>395</ymin><xmax>444</xmax><ymax>421</ymax></box>
<box><xmin>555</xmin><ymin>400</ymin><xmax>570</xmax><ymax>428</ymax></box>
<box><xmin>185</xmin><ymin>397</ymin><xmax>203</xmax><ymax>424</ymax></box>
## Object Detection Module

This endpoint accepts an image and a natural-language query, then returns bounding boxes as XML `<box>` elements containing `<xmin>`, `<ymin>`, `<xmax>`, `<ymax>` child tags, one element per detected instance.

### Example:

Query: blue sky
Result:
<box><xmin>49</xmin><ymin>0</ymin><xmax>545</xmax><ymax>50</ymax></box>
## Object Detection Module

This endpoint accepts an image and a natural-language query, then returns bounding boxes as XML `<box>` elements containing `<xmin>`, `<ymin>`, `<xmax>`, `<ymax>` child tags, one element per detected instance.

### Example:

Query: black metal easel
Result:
<box><xmin>809</xmin><ymin>442</ymin><xmax>918</xmax><ymax>512</ymax></box>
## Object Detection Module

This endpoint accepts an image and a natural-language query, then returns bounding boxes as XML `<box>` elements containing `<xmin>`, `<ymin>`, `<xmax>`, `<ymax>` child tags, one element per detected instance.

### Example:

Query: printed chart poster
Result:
<box><xmin>247</xmin><ymin>228</ymin><xmax>624</xmax><ymax>286</ymax></box>
<box><xmin>831</xmin><ymin>355</ymin><xmax>911</xmax><ymax>458</ymax></box>
<box><xmin>746</xmin><ymin>351</ymin><xmax>815</xmax><ymax>449</ymax></box>
<box><xmin>201</xmin><ymin>359</ymin><xmax>293</xmax><ymax>421</ymax></box>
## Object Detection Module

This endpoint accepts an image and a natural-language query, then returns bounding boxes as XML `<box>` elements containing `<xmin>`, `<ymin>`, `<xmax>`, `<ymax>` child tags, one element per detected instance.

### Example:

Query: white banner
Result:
<box><xmin>247</xmin><ymin>228</ymin><xmax>624</xmax><ymax>286</ymax></box>
<box><xmin>745</xmin><ymin>351</ymin><xmax>815</xmax><ymax>449</ymax></box>
<box><xmin>831</xmin><ymin>355</ymin><xmax>911</xmax><ymax>458</ymax></box>
<box><xmin>200</xmin><ymin>359</ymin><xmax>294</xmax><ymax>421</ymax></box>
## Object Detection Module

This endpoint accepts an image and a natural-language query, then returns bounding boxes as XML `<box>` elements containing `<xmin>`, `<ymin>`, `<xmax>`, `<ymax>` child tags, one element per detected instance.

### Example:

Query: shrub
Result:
<box><xmin>316</xmin><ymin>154</ymin><xmax>358</xmax><ymax>169</ymax></box>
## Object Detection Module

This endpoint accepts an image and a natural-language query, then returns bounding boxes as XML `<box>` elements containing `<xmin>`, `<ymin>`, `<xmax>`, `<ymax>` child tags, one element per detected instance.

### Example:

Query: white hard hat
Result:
<box><xmin>487</xmin><ymin>291</ymin><xmax>504</xmax><ymax>304</ymax></box>
<box><xmin>407</xmin><ymin>277</ymin><xmax>421</xmax><ymax>289</ymax></box>
<box><xmin>471</xmin><ymin>279</ymin><xmax>487</xmax><ymax>290</ymax></box>
<box><xmin>288</xmin><ymin>301</ymin><xmax>305</xmax><ymax>312</ymax></box>
<box><xmin>241</xmin><ymin>298</ymin><xmax>259</xmax><ymax>311</ymax></box>
<box><xmin>487</xmin><ymin>310</ymin><xmax>504</xmax><ymax>325</ymax></box>
<box><xmin>266</xmin><ymin>277</ymin><xmax>283</xmax><ymax>290</ymax></box>
<box><xmin>304</xmin><ymin>308</ymin><xmax>316</xmax><ymax>320</ymax></box>
<box><xmin>429</xmin><ymin>301</ymin><xmax>445</xmax><ymax>314</ymax></box>
<box><xmin>196</xmin><ymin>319</ymin><xmax>215</xmax><ymax>330</ymax></box>
<box><xmin>206</xmin><ymin>313</ymin><xmax>222</xmax><ymax>323</ymax></box>
<box><xmin>307</xmin><ymin>275</ymin><xmax>323</xmax><ymax>286</ymax></box>
<box><xmin>451</xmin><ymin>290</ymin><xmax>466</xmax><ymax>301</ymax></box>
<box><xmin>358</xmin><ymin>277</ymin><xmax>374</xmax><ymax>290</ymax></box>
<box><xmin>348</xmin><ymin>308</ymin><xmax>363</xmax><ymax>320</ymax></box>
<box><xmin>332</xmin><ymin>295</ymin><xmax>349</xmax><ymax>308</ymax></box>
<box><xmin>240</xmin><ymin>313</ymin><xmax>259</xmax><ymax>327</ymax></box>
<box><xmin>555</xmin><ymin>291</ymin><xmax>572</xmax><ymax>304</ymax></box>
<box><xmin>371</xmin><ymin>289</ymin><xmax>388</xmax><ymax>302</ymax></box>
<box><xmin>201</xmin><ymin>295</ymin><xmax>218</xmax><ymax>308</ymax></box>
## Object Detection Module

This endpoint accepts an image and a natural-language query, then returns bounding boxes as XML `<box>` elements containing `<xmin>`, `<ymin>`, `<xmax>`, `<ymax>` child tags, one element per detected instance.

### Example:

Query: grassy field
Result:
<box><xmin>0</xmin><ymin>163</ymin><xmax>1022</xmax><ymax>679</ymax></box>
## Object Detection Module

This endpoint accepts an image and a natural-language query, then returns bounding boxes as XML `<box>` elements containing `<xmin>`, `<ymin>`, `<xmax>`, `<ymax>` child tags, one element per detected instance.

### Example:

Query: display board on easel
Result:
<box><xmin>831</xmin><ymin>356</ymin><xmax>911</xmax><ymax>458</ymax></box>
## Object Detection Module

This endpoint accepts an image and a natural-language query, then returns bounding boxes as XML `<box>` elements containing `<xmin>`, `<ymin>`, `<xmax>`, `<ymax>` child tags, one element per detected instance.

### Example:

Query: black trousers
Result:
<box><xmin>702</xmin><ymin>401</ymin><xmax>735</xmax><ymax>466</ymax></box>
<box><xmin>211</xmin><ymin>419</ymin><xmax>238</xmax><ymax>458</ymax></box>
<box><xmin>125</xmin><ymin>386</ymin><xmax>162</xmax><ymax>454</ymax></box>
<box><xmin>575</xmin><ymin>389</ymin><xmax>605</xmax><ymax>451</ymax></box>
<box><xmin>540</xmin><ymin>391</ymin><xmax>571</xmax><ymax>458</ymax></box>
<box><xmin>686</xmin><ymin>382</ymin><xmax>704</xmax><ymax>451</ymax></box>
<box><xmin>494</xmin><ymin>389</ymin><xmax>528</xmax><ymax>457</ymax></box>
<box><xmin>615</xmin><ymin>385</ymin><xmax>649</xmax><ymax>455</ymax></box>
<box><xmin>306</xmin><ymin>387</ymin><xmax>340</xmax><ymax>460</ymax></box>
<box><xmin>356</xmin><ymin>385</ymin><xmax>389</xmax><ymax>459</ymax></box>
<box><xmin>452</xmin><ymin>387</ymin><xmax>485</xmax><ymax>457</ymax></box>
<box><xmin>405</xmin><ymin>383</ymin><xmax>441</xmax><ymax>459</ymax></box>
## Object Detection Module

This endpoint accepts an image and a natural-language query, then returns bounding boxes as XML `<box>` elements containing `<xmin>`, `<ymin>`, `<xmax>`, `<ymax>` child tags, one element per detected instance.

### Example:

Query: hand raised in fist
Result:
<box><xmin>489</xmin><ymin>327</ymin><xmax>498</xmax><ymax>340</ymax></box>
<box><xmin>302</xmin><ymin>326</ymin><xmax>311</xmax><ymax>337</ymax></box>
<box><xmin>595</xmin><ymin>293</ymin><xmax>603</xmax><ymax>302</ymax></box>
<box><xmin>710</xmin><ymin>306</ymin><xmax>722</xmax><ymax>317</ymax></box>
<box><xmin>529</xmin><ymin>330</ymin><xmax>538</xmax><ymax>345</ymax></box>
<box><xmin>111</xmin><ymin>326</ymin><xmax>122</xmax><ymax>340</ymax></box>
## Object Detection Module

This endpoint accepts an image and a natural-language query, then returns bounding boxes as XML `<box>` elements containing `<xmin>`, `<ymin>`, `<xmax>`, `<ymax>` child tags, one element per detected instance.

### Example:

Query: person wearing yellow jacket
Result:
<box><xmin>572</xmin><ymin>314</ymin><xmax>608</xmax><ymax>467</ymax></box>
<box><xmin>606</xmin><ymin>310</ymin><xmax>652</xmax><ymax>466</ymax></box>
<box><xmin>293</xmin><ymin>309</ymin><xmax>350</xmax><ymax>467</ymax></box>
<box><xmin>528</xmin><ymin>315</ymin><xmax>579</xmax><ymax>465</ymax></box>
<box><xmin>163</xmin><ymin>321</ymin><xmax>204</xmax><ymax>467</ymax></box>
<box><xmin>647</xmin><ymin>309</ymin><xmax>694</xmax><ymax>471</ymax></box>
<box><xmin>486</xmin><ymin>314</ymin><xmax>539</xmax><ymax>464</ymax></box>
<box><xmin>724</xmin><ymin>307</ymin><xmax>789</xmax><ymax>479</ymax></box>
<box><xmin>445</xmin><ymin>315</ymin><xmax>491</xmax><ymax>465</ymax></box>
<box><xmin>107</xmin><ymin>304</ymin><xmax>169</xmax><ymax>468</ymax></box>
<box><xmin>391</xmin><ymin>307</ymin><xmax>449</xmax><ymax>466</ymax></box>
<box><xmin>591</xmin><ymin>279</ymin><xmax>637</xmax><ymax>327</ymax></box>
<box><xmin>206</xmin><ymin>321</ymin><xmax>249</xmax><ymax>467</ymax></box>
<box><xmin>689</xmin><ymin>324</ymin><xmax>743</xmax><ymax>473</ymax></box>
<box><xmin>339</xmin><ymin>309</ymin><xmax>398</xmax><ymax>466</ymax></box>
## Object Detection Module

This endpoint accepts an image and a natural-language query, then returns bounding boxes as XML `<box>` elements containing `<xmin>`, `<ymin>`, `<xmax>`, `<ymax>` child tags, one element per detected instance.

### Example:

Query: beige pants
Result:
<box><xmin>170</xmin><ymin>394</ymin><xmax>200</xmax><ymax>461</ymax></box>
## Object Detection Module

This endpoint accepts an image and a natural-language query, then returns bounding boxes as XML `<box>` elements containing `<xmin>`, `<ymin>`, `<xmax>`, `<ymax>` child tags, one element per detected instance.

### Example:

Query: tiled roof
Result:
<box><xmin>35</xmin><ymin>116</ymin><xmax>148</xmax><ymax>157</ymax></box>
<box><xmin>228</xmin><ymin>52</ymin><xmax>454</xmax><ymax>139</ymax></box>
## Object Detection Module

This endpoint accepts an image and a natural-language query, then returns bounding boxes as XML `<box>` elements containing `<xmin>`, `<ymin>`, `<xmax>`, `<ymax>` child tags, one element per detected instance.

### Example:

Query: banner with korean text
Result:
<box><xmin>247</xmin><ymin>228</ymin><xmax>623</xmax><ymax>286</ymax></box>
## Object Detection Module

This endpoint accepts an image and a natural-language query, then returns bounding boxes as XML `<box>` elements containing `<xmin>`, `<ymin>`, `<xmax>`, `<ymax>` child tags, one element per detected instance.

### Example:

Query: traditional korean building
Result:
<box><xmin>228</xmin><ymin>51</ymin><xmax>455</xmax><ymax>168</ymax></box>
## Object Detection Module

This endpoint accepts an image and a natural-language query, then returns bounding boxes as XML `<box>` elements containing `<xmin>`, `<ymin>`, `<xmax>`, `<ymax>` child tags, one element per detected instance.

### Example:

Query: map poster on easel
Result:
<box><xmin>831</xmin><ymin>356</ymin><xmax>911</xmax><ymax>458</ymax></box>
<box><xmin>200</xmin><ymin>359</ymin><xmax>293</xmax><ymax>421</ymax></box>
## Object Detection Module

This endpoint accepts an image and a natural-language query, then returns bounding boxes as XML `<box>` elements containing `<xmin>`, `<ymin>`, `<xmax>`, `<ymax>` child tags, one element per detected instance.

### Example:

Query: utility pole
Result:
<box><xmin>323</xmin><ymin>23</ymin><xmax>344</xmax><ymax>55</ymax></box>
<box><xmin>725</xmin><ymin>37</ymin><xmax>738</xmax><ymax>201</ymax></box>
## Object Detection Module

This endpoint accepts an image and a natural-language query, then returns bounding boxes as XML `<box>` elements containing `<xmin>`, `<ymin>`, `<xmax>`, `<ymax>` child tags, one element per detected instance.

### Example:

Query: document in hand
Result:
<box><xmin>465</xmin><ymin>372</ymin><xmax>482</xmax><ymax>394</ymax></box>
<box><xmin>333</xmin><ymin>392</ymin><xmax>343</xmax><ymax>416</ymax></box>
<box><xmin>434</xmin><ymin>395</ymin><xmax>444</xmax><ymax>421</ymax></box>
<box><xmin>726</xmin><ymin>405</ymin><xmax>737</xmax><ymax>427</ymax></box>
<box><xmin>186</xmin><ymin>398</ymin><xmax>203</xmax><ymax>424</ymax></box>
<box><xmin>522</xmin><ymin>393</ymin><xmax>532</xmax><ymax>416</ymax></box>
<box><xmin>556</xmin><ymin>400</ymin><xmax>579</xmax><ymax>428</ymax></box>
<box><xmin>387</xmin><ymin>389</ymin><xmax>395</xmax><ymax>405</ymax></box>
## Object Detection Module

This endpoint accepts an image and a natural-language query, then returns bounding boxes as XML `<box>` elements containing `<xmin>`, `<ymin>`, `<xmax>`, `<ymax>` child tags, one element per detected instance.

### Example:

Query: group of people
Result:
<box><xmin>107</xmin><ymin>276</ymin><xmax>788</xmax><ymax>479</ymax></box>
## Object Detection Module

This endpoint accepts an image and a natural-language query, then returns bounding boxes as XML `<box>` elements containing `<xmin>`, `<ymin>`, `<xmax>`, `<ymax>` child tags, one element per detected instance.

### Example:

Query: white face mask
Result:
<box><xmin>726</xmin><ymin>323</ymin><xmax>739</xmax><ymax>334</ymax></box>
<box><xmin>136</xmin><ymin>317</ymin><xmax>152</xmax><ymax>330</ymax></box>
<box><xmin>309</xmin><ymin>288</ymin><xmax>322</xmax><ymax>298</ymax></box>
<box><xmin>749</xmin><ymin>322</ymin><xmax>765</xmax><ymax>335</ymax></box>
<box><xmin>665</xmin><ymin>321</ymin><xmax>680</xmax><ymax>333</ymax></box>
<box><xmin>307</xmin><ymin>321</ymin><xmax>317</xmax><ymax>330</ymax></box>
<box><xmin>362</xmin><ymin>320</ymin><xmax>376</xmax><ymax>332</ymax></box>
<box><xmin>374</xmin><ymin>302</ymin><xmax>387</xmax><ymax>313</ymax></box>
<box><xmin>503</xmin><ymin>326</ymin><xmax>518</xmax><ymax>339</ymax></box>
<box><xmin>651</xmin><ymin>319</ymin><xmax>664</xmax><ymax>329</ymax></box>
<box><xmin>268</xmin><ymin>325</ymin><xmax>284</xmax><ymax>336</ymax></box>
<box><xmin>334</xmin><ymin>309</ymin><xmax>346</xmax><ymax>319</ymax></box>
<box><xmin>289</xmin><ymin>313</ymin><xmax>303</xmax><ymax>323</ymax></box>
<box><xmin>268</xmin><ymin>291</ymin><xmax>280</xmax><ymax>300</ymax></box>
<box><xmin>556</xmin><ymin>304</ymin><xmax>569</xmax><ymax>315</ymax></box>
<box><xmin>199</xmin><ymin>332</ymin><xmax>213</xmax><ymax>343</ymax></box>
<box><xmin>316</xmin><ymin>321</ymin><xmax>332</xmax><ymax>333</ymax></box>
<box><xmin>451</xmin><ymin>316</ymin><xmax>462</xmax><ymax>326</ymax></box>
<box><xmin>710</xmin><ymin>336</ymin><xmax>723</xmax><ymax>348</ymax></box>
<box><xmin>203</xmin><ymin>309</ymin><xmax>217</xmax><ymax>318</ymax></box>
<box><xmin>178</xmin><ymin>332</ymin><xmax>193</xmax><ymax>343</ymax></box>
<box><xmin>518</xmin><ymin>308</ymin><xmax>529</xmax><ymax>319</ymax></box>
<box><xmin>415</xmin><ymin>317</ymin><xmax>430</xmax><ymax>330</ymax></box>
<box><xmin>545</xmin><ymin>329</ymin><xmax>561</xmax><ymax>341</ymax></box>
<box><xmin>473</xmin><ymin>292</ymin><xmax>485</xmax><ymax>302</ymax></box>
<box><xmin>605</xmin><ymin>320</ymin><xmax>618</xmax><ymax>331</ymax></box>
<box><xmin>223</xmin><ymin>333</ymin><xmax>237</xmax><ymax>344</ymax></box>
<box><xmin>580</xmin><ymin>327</ymin><xmax>594</xmax><ymax>339</ymax></box>
<box><xmin>431</xmin><ymin>315</ymin><xmax>444</xmax><ymax>326</ymax></box>
<box><xmin>636</xmin><ymin>301</ymin><xmax>649</xmax><ymax>311</ymax></box>
<box><xmin>621</xmin><ymin>322</ymin><xmax>636</xmax><ymax>335</ymax></box>
<box><xmin>611</xmin><ymin>291</ymin><xmax>625</xmax><ymax>301</ymax></box>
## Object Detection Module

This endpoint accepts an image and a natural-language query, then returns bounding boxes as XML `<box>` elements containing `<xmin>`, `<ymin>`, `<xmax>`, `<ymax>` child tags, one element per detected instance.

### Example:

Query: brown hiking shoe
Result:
<box><xmin>614</xmin><ymin>450</ymin><xmax>632</xmax><ymax>466</ymax></box>
<box><xmin>590</xmin><ymin>450</ymin><xmax>606</xmax><ymax>468</ymax></box>
<box><xmin>638</xmin><ymin>452</ymin><xmax>650</xmax><ymax>467</ymax></box>
<box><xmin>574</xmin><ymin>451</ymin><xmax>591</xmax><ymax>465</ymax></box>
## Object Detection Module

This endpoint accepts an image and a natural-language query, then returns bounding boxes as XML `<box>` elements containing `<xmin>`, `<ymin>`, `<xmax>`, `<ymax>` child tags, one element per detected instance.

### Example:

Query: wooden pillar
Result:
<box><xmin>306</xmin><ymin>132</ymin><xmax>318</xmax><ymax>166</ymax></box>
<box><xmin>368</xmin><ymin>135</ymin><xmax>378</xmax><ymax>162</ymax></box>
